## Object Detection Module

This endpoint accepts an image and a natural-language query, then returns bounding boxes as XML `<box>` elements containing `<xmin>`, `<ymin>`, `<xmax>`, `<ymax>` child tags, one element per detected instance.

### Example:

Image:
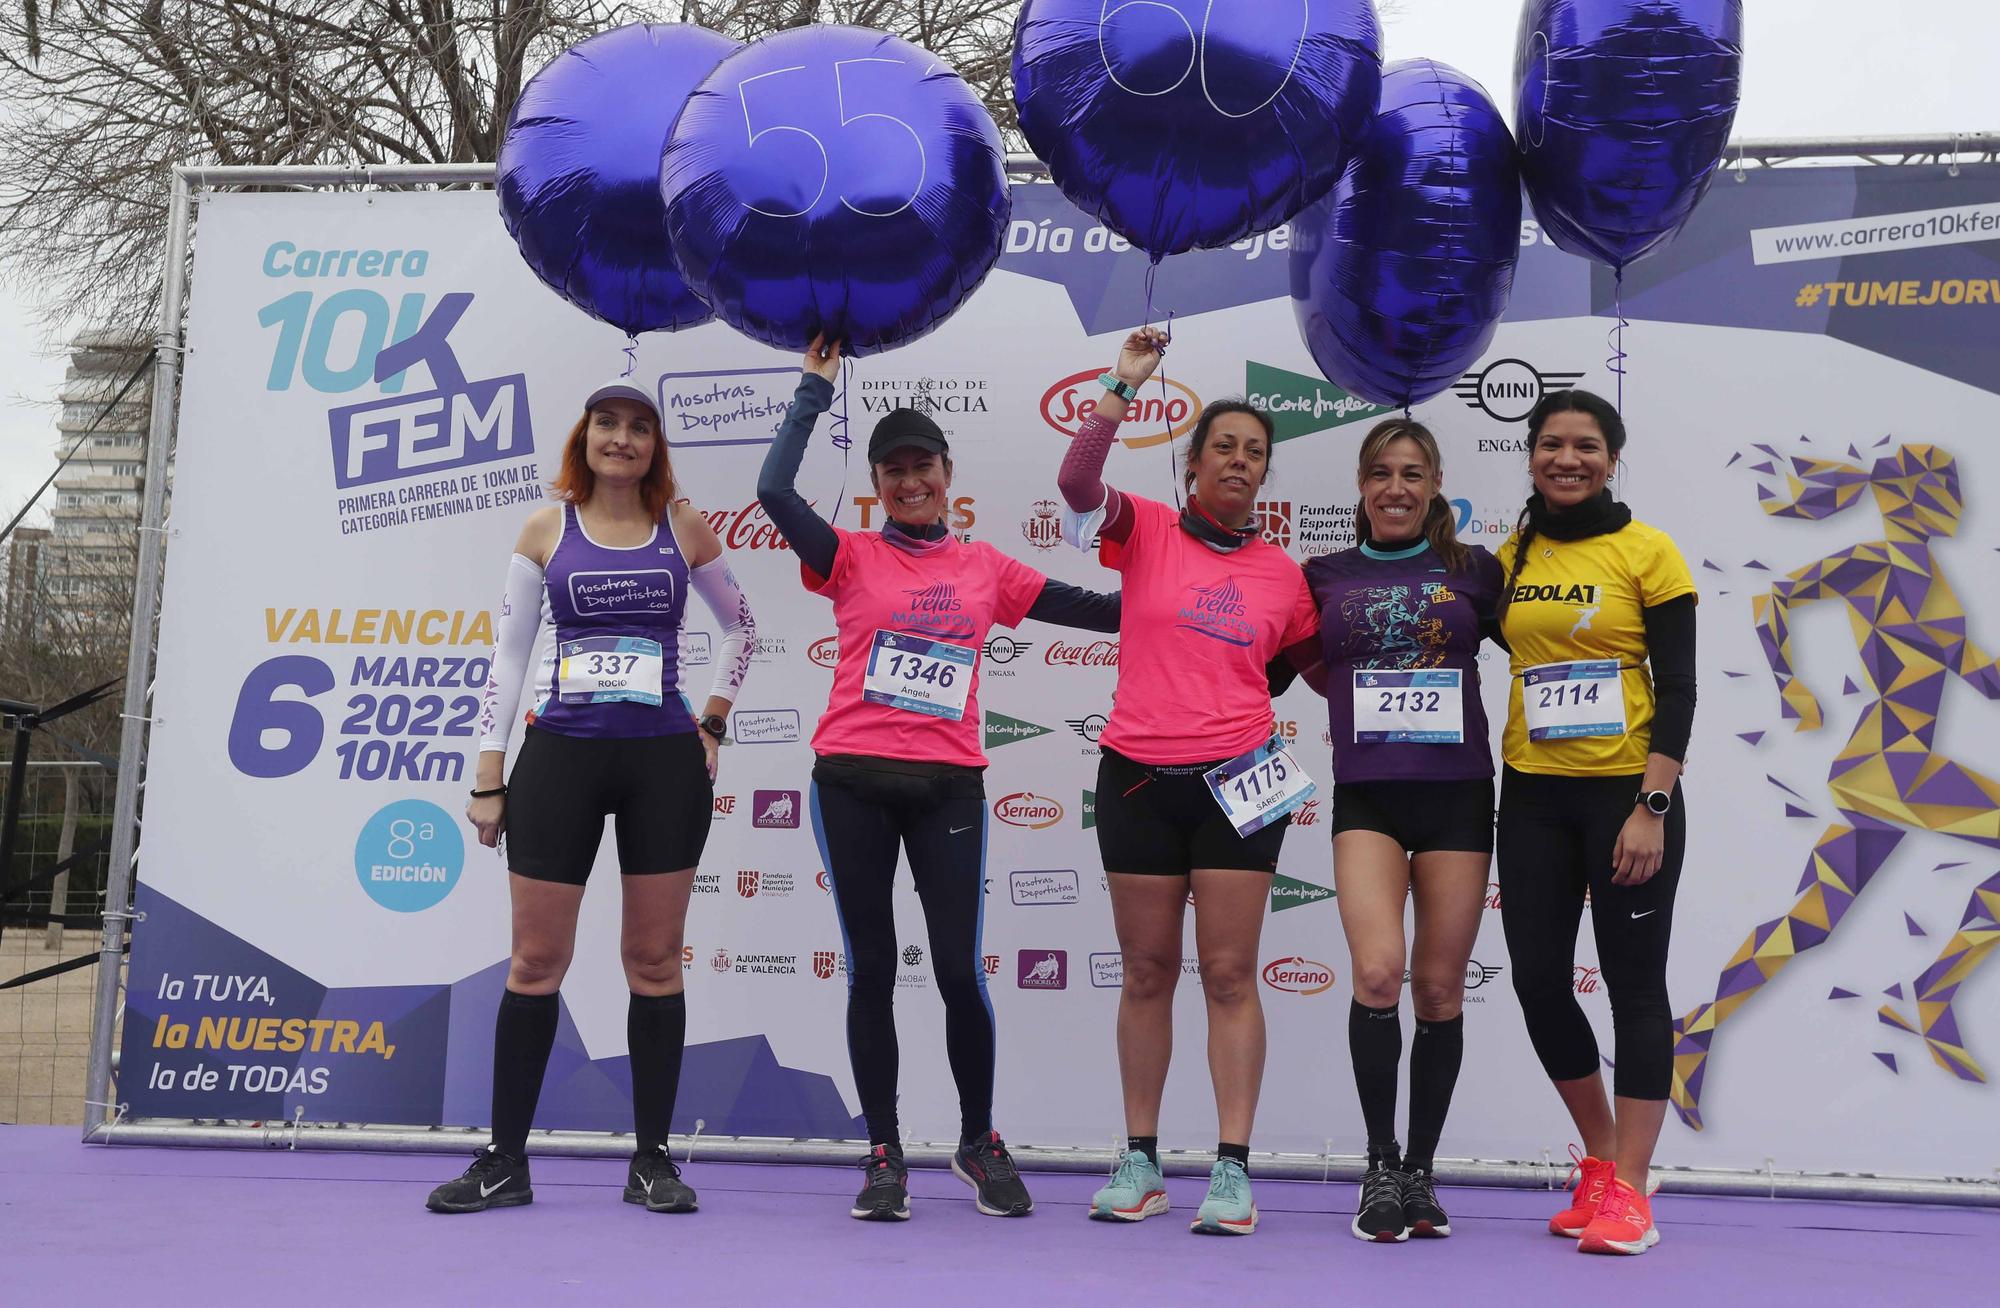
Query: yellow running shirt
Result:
<box><xmin>1496</xmin><ymin>520</ymin><xmax>1695</xmax><ymax>776</ymax></box>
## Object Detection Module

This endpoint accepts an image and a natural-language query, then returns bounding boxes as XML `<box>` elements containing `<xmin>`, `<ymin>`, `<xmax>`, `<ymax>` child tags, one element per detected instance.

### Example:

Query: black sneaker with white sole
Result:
<box><xmin>1350</xmin><ymin>1162</ymin><xmax>1409</xmax><ymax>1242</ymax></box>
<box><xmin>1400</xmin><ymin>1165</ymin><xmax>1450</xmax><ymax>1237</ymax></box>
<box><xmin>852</xmin><ymin>1144</ymin><xmax>911</xmax><ymax>1221</ymax></box>
<box><xmin>426</xmin><ymin>1145</ymin><xmax>532</xmax><ymax>1213</ymax></box>
<box><xmin>951</xmin><ymin>1131</ymin><xmax>1034</xmax><ymax>1216</ymax></box>
<box><xmin>623</xmin><ymin>1146</ymin><xmax>698</xmax><ymax>1213</ymax></box>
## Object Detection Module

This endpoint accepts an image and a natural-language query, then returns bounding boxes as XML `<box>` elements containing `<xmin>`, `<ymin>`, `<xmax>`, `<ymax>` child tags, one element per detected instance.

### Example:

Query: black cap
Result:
<box><xmin>866</xmin><ymin>408</ymin><xmax>949</xmax><ymax>463</ymax></box>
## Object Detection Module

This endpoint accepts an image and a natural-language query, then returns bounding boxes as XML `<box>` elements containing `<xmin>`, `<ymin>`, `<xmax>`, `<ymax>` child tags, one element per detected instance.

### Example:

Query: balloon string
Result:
<box><xmin>1143</xmin><ymin>255</ymin><xmax>1182</xmax><ymax>504</ymax></box>
<box><xmin>621</xmin><ymin>334</ymin><xmax>638</xmax><ymax>379</ymax></box>
<box><xmin>1606</xmin><ymin>271</ymin><xmax>1629</xmax><ymax>414</ymax></box>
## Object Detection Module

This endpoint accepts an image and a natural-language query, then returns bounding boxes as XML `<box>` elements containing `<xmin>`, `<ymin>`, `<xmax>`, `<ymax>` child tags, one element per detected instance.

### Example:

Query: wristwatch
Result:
<box><xmin>1635</xmin><ymin>788</ymin><xmax>1673</xmax><ymax>816</ymax></box>
<box><xmin>1098</xmin><ymin>372</ymin><xmax>1140</xmax><ymax>403</ymax></box>
<box><xmin>698</xmin><ymin>714</ymin><xmax>728</xmax><ymax>743</ymax></box>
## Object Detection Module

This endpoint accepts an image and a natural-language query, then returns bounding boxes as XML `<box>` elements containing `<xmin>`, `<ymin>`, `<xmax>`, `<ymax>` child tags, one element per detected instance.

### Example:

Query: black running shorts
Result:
<box><xmin>1094</xmin><ymin>746</ymin><xmax>1289</xmax><ymax>876</ymax></box>
<box><xmin>504</xmin><ymin>725</ymin><xmax>712</xmax><ymax>884</ymax></box>
<box><xmin>1332</xmin><ymin>777</ymin><xmax>1496</xmax><ymax>855</ymax></box>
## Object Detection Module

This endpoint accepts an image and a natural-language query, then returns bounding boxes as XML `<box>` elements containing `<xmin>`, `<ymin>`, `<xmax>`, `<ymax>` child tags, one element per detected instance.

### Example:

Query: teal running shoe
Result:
<box><xmin>1089</xmin><ymin>1149</ymin><xmax>1168</xmax><ymax>1222</ymax></box>
<box><xmin>1190</xmin><ymin>1158</ymin><xmax>1258</xmax><ymax>1235</ymax></box>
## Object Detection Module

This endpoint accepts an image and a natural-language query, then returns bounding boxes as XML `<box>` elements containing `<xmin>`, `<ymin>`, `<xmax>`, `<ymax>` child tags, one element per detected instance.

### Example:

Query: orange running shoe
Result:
<box><xmin>1548</xmin><ymin>1144</ymin><xmax>1615</xmax><ymax>1238</ymax></box>
<box><xmin>1578</xmin><ymin>1178</ymin><xmax>1658</xmax><ymax>1255</ymax></box>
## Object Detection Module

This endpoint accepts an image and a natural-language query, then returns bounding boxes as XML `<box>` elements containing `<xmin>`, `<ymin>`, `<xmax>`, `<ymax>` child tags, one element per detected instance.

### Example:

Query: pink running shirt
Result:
<box><xmin>807</xmin><ymin>528</ymin><xmax>1046</xmax><ymax>767</ymax></box>
<box><xmin>1100</xmin><ymin>494</ymin><xmax>1319</xmax><ymax>764</ymax></box>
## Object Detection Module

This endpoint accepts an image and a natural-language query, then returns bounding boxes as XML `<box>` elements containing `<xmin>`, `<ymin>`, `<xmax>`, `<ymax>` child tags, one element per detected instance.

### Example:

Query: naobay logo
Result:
<box><xmin>328</xmin><ymin>294</ymin><xmax>533</xmax><ymax>489</ymax></box>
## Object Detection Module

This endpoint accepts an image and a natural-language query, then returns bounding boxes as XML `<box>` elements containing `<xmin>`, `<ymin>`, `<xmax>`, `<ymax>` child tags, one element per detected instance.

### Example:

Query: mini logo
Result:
<box><xmin>1041</xmin><ymin>369</ymin><xmax>1202</xmax><ymax>449</ymax></box>
<box><xmin>983</xmin><ymin>635</ymin><xmax>1033</xmax><ymax>664</ymax></box>
<box><xmin>1262</xmin><ymin>956</ymin><xmax>1336</xmax><ymax>995</ymax></box>
<box><xmin>1453</xmin><ymin>358</ymin><xmax>1587</xmax><ymax>424</ymax></box>
<box><xmin>1010</xmin><ymin>869</ymin><xmax>1080</xmax><ymax>906</ymax></box>
<box><xmin>712</xmin><ymin>794</ymin><xmax>736</xmax><ymax>820</ymax></box>
<box><xmin>903</xmin><ymin>944</ymin><xmax>924</xmax><ymax>967</ymax></box>
<box><xmin>1045</xmin><ymin>639</ymin><xmax>1118</xmax><ymax>667</ymax></box>
<box><xmin>1021</xmin><ymin>499</ymin><xmax>1064</xmax><ymax>551</ymax></box>
<box><xmin>985</xmin><ymin>711</ymin><xmax>1052</xmax><ymax>749</ymax></box>
<box><xmin>753</xmin><ymin>790</ymin><xmax>800</xmax><ymax>829</ymax></box>
<box><xmin>732</xmin><ymin>709</ymin><xmax>801</xmax><ymax>744</ymax></box>
<box><xmin>710</xmin><ymin>949</ymin><xmax>732</xmax><ymax>974</ymax></box>
<box><xmin>1292</xmin><ymin>797</ymin><xmax>1320</xmax><ymax>827</ymax></box>
<box><xmin>1089</xmin><ymin>952</ymin><xmax>1124</xmax><ymax>988</ymax></box>
<box><xmin>808</xmin><ymin>635</ymin><xmax>840</xmax><ymax>669</ymax></box>
<box><xmin>737</xmin><ymin>869</ymin><xmax>761</xmax><ymax>898</ymax></box>
<box><xmin>812</xmin><ymin>950</ymin><xmax>838</xmax><ymax>980</ymax></box>
<box><xmin>1017</xmin><ymin>949</ymin><xmax>1069</xmax><ymax>990</ymax></box>
<box><xmin>1256</xmin><ymin>500</ymin><xmax>1293</xmax><ymax>549</ymax></box>
<box><xmin>1574</xmin><ymin>964</ymin><xmax>1602</xmax><ymax>995</ymax></box>
<box><xmin>1080</xmin><ymin>789</ymin><xmax>1096</xmax><ymax>830</ymax></box>
<box><xmin>1270</xmin><ymin>873</ymin><xmax>1335</xmax><ymax>912</ymax></box>
<box><xmin>1465</xmin><ymin>959</ymin><xmax>1505</xmax><ymax>990</ymax></box>
<box><xmin>994</xmin><ymin>791</ymin><xmax>1064</xmax><ymax>829</ymax></box>
<box><xmin>982</xmin><ymin>954</ymin><xmax>1001</xmax><ymax>977</ymax></box>
<box><xmin>1065</xmin><ymin>714</ymin><xmax>1108</xmax><ymax>744</ymax></box>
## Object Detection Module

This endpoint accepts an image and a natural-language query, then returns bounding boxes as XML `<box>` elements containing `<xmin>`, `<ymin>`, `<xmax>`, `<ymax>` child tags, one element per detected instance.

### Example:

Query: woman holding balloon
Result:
<box><xmin>1058</xmin><ymin>329</ymin><xmax>1322</xmax><ymax>1236</ymax></box>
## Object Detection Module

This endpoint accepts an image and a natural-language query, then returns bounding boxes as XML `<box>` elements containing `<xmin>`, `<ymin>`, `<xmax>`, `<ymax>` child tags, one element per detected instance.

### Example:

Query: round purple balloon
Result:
<box><xmin>1014</xmin><ymin>0</ymin><xmax>1382</xmax><ymax>258</ymax></box>
<box><xmin>1515</xmin><ymin>0</ymin><xmax>1743</xmax><ymax>270</ymax></box>
<box><xmin>497</xmin><ymin>23</ymin><xmax>739</xmax><ymax>336</ymax></box>
<box><xmin>660</xmin><ymin>26</ymin><xmax>1010</xmax><ymax>356</ymax></box>
<box><xmin>1291</xmin><ymin>59</ymin><xmax>1522</xmax><ymax>409</ymax></box>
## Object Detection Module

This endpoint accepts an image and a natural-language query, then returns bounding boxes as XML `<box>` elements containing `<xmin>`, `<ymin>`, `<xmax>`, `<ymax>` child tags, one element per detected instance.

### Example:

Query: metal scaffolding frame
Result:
<box><xmin>85</xmin><ymin>138</ymin><xmax>2000</xmax><ymax>1207</ymax></box>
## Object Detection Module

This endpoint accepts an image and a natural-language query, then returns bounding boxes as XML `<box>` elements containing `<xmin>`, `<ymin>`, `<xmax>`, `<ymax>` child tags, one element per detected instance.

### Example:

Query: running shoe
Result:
<box><xmin>1549</xmin><ymin>1144</ymin><xmax>1615</xmax><ymax>1238</ymax></box>
<box><xmin>1350</xmin><ymin>1161</ymin><xmax>1408</xmax><ymax>1242</ymax></box>
<box><xmin>425</xmin><ymin>1144</ymin><xmax>532</xmax><ymax>1213</ymax></box>
<box><xmin>951</xmin><ymin>1131</ymin><xmax>1034</xmax><ymax>1216</ymax></box>
<box><xmin>1089</xmin><ymin>1149</ymin><xmax>1169</xmax><ymax>1222</ymax></box>
<box><xmin>852</xmin><ymin>1144</ymin><xmax>911</xmax><ymax>1221</ymax></box>
<box><xmin>1578</xmin><ymin>1178</ymin><xmax>1659</xmax><ymax>1255</ymax></box>
<box><xmin>1190</xmin><ymin>1157</ymin><xmax>1258</xmax><ymax>1236</ymax></box>
<box><xmin>623</xmin><ymin>1145</ymin><xmax>697</xmax><ymax>1214</ymax></box>
<box><xmin>1400</xmin><ymin>1166</ymin><xmax>1450</xmax><ymax>1238</ymax></box>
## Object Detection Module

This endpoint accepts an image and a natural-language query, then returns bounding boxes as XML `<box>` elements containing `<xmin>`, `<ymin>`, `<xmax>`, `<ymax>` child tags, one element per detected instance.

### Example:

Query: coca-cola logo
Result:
<box><xmin>700</xmin><ymin>502</ymin><xmax>795</xmax><ymax>552</ymax></box>
<box><xmin>808</xmin><ymin>635</ymin><xmax>839</xmax><ymax>669</ymax></box>
<box><xmin>1485</xmin><ymin>881</ymin><xmax>1502</xmax><ymax>910</ymax></box>
<box><xmin>1574</xmin><ymin>965</ymin><xmax>1602</xmax><ymax>994</ymax></box>
<box><xmin>993</xmin><ymin>791</ymin><xmax>1064</xmax><ymax>829</ymax></box>
<box><xmin>1292</xmin><ymin>798</ymin><xmax>1320</xmax><ymax>827</ymax></box>
<box><xmin>1045</xmin><ymin>639</ymin><xmax>1119</xmax><ymax>667</ymax></box>
<box><xmin>1261</xmin><ymin>956</ymin><xmax>1335</xmax><ymax>995</ymax></box>
<box><xmin>1041</xmin><ymin>369</ymin><xmax>1201</xmax><ymax>450</ymax></box>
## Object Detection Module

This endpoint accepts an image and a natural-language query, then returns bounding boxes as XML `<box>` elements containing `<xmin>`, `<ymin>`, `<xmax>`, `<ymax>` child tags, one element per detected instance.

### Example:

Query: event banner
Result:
<box><xmin>124</xmin><ymin>165</ymin><xmax>2000</xmax><ymax>1179</ymax></box>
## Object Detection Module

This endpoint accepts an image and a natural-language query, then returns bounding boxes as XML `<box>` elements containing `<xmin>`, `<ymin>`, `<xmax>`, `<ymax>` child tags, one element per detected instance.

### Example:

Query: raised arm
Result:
<box><xmin>1056</xmin><ymin>327</ymin><xmax>1168</xmax><ymax>547</ymax></box>
<box><xmin>754</xmin><ymin>336</ymin><xmax>842</xmax><ymax>579</ymax></box>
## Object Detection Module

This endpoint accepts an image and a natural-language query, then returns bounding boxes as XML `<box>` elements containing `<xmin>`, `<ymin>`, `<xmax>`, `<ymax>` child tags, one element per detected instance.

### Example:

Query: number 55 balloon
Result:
<box><xmin>660</xmin><ymin>25</ymin><xmax>1010</xmax><ymax>356</ymax></box>
<box><xmin>1014</xmin><ymin>0</ymin><xmax>1382</xmax><ymax>258</ymax></box>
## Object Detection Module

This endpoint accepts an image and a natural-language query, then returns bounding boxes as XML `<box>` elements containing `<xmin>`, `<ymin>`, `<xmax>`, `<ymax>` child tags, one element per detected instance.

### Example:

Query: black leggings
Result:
<box><xmin>808</xmin><ymin>766</ymin><xmax>995</xmax><ymax>1146</ymax></box>
<box><xmin>1496</xmin><ymin>767</ymin><xmax>1684</xmax><ymax>1100</ymax></box>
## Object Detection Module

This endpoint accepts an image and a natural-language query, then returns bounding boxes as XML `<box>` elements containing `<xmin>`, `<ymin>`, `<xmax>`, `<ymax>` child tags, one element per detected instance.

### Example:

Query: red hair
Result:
<box><xmin>548</xmin><ymin>408</ymin><xmax>675</xmax><ymax>520</ymax></box>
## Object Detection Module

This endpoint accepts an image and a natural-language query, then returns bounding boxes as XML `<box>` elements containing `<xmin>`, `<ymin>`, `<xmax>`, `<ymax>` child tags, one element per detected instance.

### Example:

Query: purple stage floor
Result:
<box><xmin>5</xmin><ymin>1126</ymin><xmax>1990</xmax><ymax>1307</ymax></box>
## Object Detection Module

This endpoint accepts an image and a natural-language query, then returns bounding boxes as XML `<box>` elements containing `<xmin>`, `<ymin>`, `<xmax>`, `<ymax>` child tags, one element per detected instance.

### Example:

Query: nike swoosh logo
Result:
<box><xmin>949</xmin><ymin>825</ymin><xmax>975</xmax><ymax>835</ymax></box>
<box><xmin>1630</xmin><ymin>909</ymin><xmax>1657</xmax><ymax>919</ymax></box>
<box><xmin>480</xmin><ymin>1177</ymin><xmax>511</xmax><ymax>1197</ymax></box>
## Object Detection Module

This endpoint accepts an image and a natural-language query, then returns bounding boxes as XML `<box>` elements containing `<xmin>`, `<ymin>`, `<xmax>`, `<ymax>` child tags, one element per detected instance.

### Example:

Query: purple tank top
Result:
<box><xmin>529</xmin><ymin>504</ymin><xmax>694</xmax><ymax>737</ymax></box>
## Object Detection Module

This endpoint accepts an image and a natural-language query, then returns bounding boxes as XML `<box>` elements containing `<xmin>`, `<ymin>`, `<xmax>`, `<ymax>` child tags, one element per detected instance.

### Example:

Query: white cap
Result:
<box><xmin>583</xmin><ymin>381</ymin><xmax>660</xmax><ymax>424</ymax></box>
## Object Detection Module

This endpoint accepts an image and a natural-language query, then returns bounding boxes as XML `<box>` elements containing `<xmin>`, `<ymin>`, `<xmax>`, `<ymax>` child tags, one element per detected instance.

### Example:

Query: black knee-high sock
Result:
<box><xmin>1405</xmin><ymin>1013</ymin><xmax>1464</xmax><ymax>1172</ymax></box>
<box><xmin>1348</xmin><ymin>999</ymin><xmax>1402</xmax><ymax>1164</ymax></box>
<box><xmin>628</xmin><ymin>991</ymin><xmax>687</xmax><ymax>1155</ymax></box>
<box><xmin>490</xmin><ymin>988</ymin><xmax>559</xmax><ymax>1157</ymax></box>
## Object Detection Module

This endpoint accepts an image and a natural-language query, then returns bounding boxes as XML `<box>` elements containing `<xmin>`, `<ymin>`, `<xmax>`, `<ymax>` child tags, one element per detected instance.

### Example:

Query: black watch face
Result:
<box><xmin>1645</xmin><ymin>791</ymin><xmax>1670</xmax><ymax>814</ymax></box>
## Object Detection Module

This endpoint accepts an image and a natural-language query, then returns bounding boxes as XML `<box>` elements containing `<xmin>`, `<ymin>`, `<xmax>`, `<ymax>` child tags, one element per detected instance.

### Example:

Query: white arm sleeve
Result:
<box><xmin>477</xmin><ymin>553</ymin><xmax>545</xmax><ymax>754</ymax></box>
<box><xmin>688</xmin><ymin>555</ymin><xmax>754</xmax><ymax>706</ymax></box>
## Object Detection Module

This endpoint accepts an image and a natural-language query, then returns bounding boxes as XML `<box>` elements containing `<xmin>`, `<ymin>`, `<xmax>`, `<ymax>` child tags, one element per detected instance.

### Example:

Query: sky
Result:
<box><xmin>2</xmin><ymin>0</ymin><xmax>1997</xmax><ymax>529</ymax></box>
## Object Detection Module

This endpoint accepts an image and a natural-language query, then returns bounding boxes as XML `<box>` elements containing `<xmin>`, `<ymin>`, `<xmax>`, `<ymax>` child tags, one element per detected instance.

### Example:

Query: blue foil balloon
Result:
<box><xmin>1515</xmin><ymin>0</ymin><xmax>1743</xmax><ymax>270</ymax></box>
<box><xmin>660</xmin><ymin>26</ymin><xmax>1010</xmax><ymax>356</ymax></box>
<box><xmin>1291</xmin><ymin>60</ymin><xmax>1521</xmax><ymax>409</ymax></box>
<box><xmin>497</xmin><ymin>23</ymin><xmax>740</xmax><ymax>335</ymax></box>
<box><xmin>1013</xmin><ymin>0</ymin><xmax>1382</xmax><ymax>258</ymax></box>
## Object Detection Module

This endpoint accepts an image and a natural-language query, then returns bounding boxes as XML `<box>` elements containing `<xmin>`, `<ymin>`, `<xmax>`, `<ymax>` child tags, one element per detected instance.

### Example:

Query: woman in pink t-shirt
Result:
<box><xmin>756</xmin><ymin>339</ymin><xmax>1122</xmax><ymax>1223</ymax></box>
<box><xmin>1057</xmin><ymin>329</ymin><xmax>1322</xmax><ymax>1235</ymax></box>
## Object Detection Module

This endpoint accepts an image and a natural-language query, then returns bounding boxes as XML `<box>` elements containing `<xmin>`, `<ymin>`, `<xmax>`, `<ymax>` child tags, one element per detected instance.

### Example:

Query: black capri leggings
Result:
<box><xmin>1496</xmin><ymin>766</ymin><xmax>1685</xmax><ymax>1100</ymax></box>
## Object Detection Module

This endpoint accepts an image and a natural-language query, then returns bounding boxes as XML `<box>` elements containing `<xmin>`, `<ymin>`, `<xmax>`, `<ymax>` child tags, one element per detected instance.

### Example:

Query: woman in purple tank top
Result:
<box><xmin>426</xmin><ymin>383</ymin><xmax>756</xmax><ymax>1218</ymax></box>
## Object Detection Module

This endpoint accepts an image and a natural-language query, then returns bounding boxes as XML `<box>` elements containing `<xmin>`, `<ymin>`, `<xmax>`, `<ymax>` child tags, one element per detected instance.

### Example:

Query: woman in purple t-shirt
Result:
<box><xmin>1303</xmin><ymin>419</ymin><xmax>1503</xmax><ymax>1244</ymax></box>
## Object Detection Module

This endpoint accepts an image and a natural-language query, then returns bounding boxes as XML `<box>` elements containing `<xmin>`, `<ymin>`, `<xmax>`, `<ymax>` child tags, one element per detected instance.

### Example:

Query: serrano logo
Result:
<box><xmin>1453</xmin><ymin>359</ymin><xmax>1587</xmax><ymax>424</ymax></box>
<box><xmin>1045</xmin><ymin>639</ymin><xmax>1118</xmax><ymax>667</ymax></box>
<box><xmin>994</xmin><ymin>791</ymin><xmax>1064</xmax><ymax>829</ymax></box>
<box><xmin>1261</xmin><ymin>956</ymin><xmax>1336</xmax><ymax>995</ymax></box>
<box><xmin>808</xmin><ymin>635</ymin><xmax>839</xmax><ymax>668</ymax></box>
<box><xmin>1041</xmin><ymin>368</ymin><xmax>1201</xmax><ymax>450</ymax></box>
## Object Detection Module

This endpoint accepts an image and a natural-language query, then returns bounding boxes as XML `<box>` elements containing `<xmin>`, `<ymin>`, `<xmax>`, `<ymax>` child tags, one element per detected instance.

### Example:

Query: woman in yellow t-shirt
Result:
<box><xmin>1493</xmin><ymin>390</ymin><xmax>1696</xmax><ymax>1258</ymax></box>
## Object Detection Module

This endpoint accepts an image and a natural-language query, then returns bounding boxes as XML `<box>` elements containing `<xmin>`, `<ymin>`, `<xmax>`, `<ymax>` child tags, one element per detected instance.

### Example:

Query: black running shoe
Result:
<box><xmin>1401</xmin><ymin>1165</ymin><xmax>1450</xmax><ymax>1237</ymax></box>
<box><xmin>852</xmin><ymin>1144</ymin><xmax>911</xmax><ymax>1221</ymax></box>
<box><xmin>951</xmin><ymin>1131</ymin><xmax>1034</xmax><ymax>1217</ymax></box>
<box><xmin>426</xmin><ymin>1145</ymin><xmax>532</xmax><ymax>1214</ymax></box>
<box><xmin>623</xmin><ymin>1145</ymin><xmax>698</xmax><ymax>1214</ymax></box>
<box><xmin>1350</xmin><ymin>1162</ymin><xmax>1409</xmax><ymax>1242</ymax></box>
